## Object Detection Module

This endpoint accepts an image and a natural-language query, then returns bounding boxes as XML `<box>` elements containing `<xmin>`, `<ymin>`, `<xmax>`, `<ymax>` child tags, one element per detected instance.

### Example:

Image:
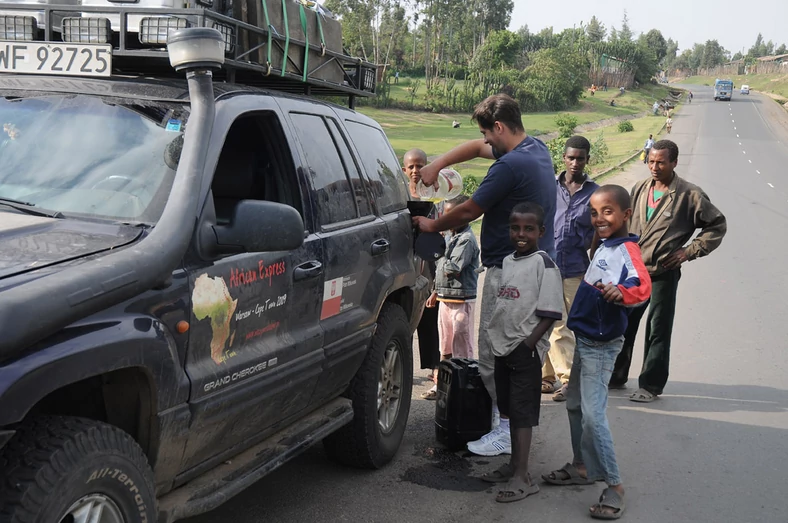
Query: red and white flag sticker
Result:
<box><xmin>321</xmin><ymin>277</ymin><xmax>343</xmax><ymax>319</ymax></box>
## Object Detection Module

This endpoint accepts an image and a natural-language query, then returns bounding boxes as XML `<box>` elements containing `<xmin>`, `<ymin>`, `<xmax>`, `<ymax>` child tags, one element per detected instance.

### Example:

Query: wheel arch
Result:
<box><xmin>0</xmin><ymin>317</ymin><xmax>187</xmax><ymax>460</ymax></box>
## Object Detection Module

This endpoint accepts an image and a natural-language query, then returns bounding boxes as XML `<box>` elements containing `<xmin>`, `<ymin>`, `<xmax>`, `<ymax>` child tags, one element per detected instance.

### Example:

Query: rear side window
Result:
<box><xmin>290</xmin><ymin>113</ymin><xmax>358</xmax><ymax>225</ymax></box>
<box><xmin>326</xmin><ymin>118</ymin><xmax>372</xmax><ymax>217</ymax></box>
<box><xmin>344</xmin><ymin>121</ymin><xmax>409</xmax><ymax>214</ymax></box>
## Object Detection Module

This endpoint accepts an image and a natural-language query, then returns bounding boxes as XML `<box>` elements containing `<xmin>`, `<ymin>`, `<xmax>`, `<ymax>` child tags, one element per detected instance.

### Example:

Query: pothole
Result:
<box><xmin>401</xmin><ymin>445</ymin><xmax>491</xmax><ymax>492</ymax></box>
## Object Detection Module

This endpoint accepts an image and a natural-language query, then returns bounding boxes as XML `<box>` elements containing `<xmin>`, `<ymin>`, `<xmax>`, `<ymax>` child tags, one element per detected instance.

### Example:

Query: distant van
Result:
<box><xmin>714</xmin><ymin>79</ymin><xmax>734</xmax><ymax>101</ymax></box>
<box><xmin>741</xmin><ymin>85</ymin><xmax>750</xmax><ymax>95</ymax></box>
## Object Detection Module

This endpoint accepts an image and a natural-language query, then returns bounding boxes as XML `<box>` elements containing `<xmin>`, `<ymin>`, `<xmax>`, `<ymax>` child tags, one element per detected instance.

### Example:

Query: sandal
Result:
<box><xmin>589</xmin><ymin>487</ymin><xmax>625</xmax><ymax>519</ymax></box>
<box><xmin>481</xmin><ymin>463</ymin><xmax>514</xmax><ymax>483</ymax></box>
<box><xmin>495</xmin><ymin>475</ymin><xmax>539</xmax><ymax>503</ymax></box>
<box><xmin>420</xmin><ymin>388</ymin><xmax>437</xmax><ymax>400</ymax></box>
<box><xmin>552</xmin><ymin>383</ymin><xmax>568</xmax><ymax>402</ymax></box>
<box><xmin>629</xmin><ymin>388</ymin><xmax>657</xmax><ymax>403</ymax></box>
<box><xmin>541</xmin><ymin>463</ymin><xmax>594</xmax><ymax>486</ymax></box>
<box><xmin>541</xmin><ymin>379</ymin><xmax>560</xmax><ymax>394</ymax></box>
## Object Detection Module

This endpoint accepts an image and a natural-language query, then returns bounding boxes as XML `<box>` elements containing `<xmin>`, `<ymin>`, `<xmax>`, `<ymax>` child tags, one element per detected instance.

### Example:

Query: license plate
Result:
<box><xmin>0</xmin><ymin>41</ymin><xmax>111</xmax><ymax>77</ymax></box>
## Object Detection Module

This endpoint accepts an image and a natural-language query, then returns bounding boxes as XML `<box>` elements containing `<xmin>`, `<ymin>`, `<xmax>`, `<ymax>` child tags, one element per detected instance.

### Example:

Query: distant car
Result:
<box><xmin>741</xmin><ymin>85</ymin><xmax>750</xmax><ymax>94</ymax></box>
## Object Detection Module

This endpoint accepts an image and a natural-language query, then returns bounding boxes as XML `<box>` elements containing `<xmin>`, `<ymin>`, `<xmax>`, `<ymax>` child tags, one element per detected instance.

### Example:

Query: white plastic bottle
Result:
<box><xmin>417</xmin><ymin>168</ymin><xmax>464</xmax><ymax>202</ymax></box>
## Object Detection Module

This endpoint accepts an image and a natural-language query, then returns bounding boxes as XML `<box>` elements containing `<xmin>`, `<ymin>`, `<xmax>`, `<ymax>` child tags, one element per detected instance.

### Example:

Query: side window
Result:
<box><xmin>211</xmin><ymin>112</ymin><xmax>302</xmax><ymax>226</ymax></box>
<box><xmin>289</xmin><ymin>113</ymin><xmax>358</xmax><ymax>226</ymax></box>
<box><xmin>326</xmin><ymin>118</ymin><xmax>372</xmax><ymax>217</ymax></box>
<box><xmin>344</xmin><ymin>120</ymin><xmax>409</xmax><ymax>214</ymax></box>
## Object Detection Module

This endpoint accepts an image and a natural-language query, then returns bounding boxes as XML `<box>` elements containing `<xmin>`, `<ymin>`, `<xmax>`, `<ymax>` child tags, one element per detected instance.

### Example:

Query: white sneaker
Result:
<box><xmin>467</xmin><ymin>426</ymin><xmax>511</xmax><ymax>456</ymax></box>
<box><xmin>491</xmin><ymin>409</ymin><xmax>500</xmax><ymax>428</ymax></box>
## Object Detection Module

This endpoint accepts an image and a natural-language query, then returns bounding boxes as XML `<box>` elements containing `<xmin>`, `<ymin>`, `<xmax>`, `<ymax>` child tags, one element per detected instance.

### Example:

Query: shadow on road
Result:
<box><xmin>608</xmin><ymin>380</ymin><xmax>788</xmax><ymax>414</ymax></box>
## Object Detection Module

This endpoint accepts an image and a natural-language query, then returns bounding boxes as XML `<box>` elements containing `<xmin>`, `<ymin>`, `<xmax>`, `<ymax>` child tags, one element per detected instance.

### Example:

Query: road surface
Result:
<box><xmin>186</xmin><ymin>87</ymin><xmax>788</xmax><ymax>523</ymax></box>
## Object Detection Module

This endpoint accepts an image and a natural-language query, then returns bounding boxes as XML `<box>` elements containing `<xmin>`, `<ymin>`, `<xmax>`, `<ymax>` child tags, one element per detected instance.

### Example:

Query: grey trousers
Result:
<box><xmin>478</xmin><ymin>266</ymin><xmax>501</xmax><ymax>405</ymax></box>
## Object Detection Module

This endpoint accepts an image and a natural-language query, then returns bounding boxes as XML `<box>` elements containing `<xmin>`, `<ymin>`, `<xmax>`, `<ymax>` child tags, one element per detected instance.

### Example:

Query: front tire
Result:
<box><xmin>0</xmin><ymin>416</ymin><xmax>156</xmax><ymax>523</ymax></box>
<box><xmin>323</xmin><ymin>303</ymin><xmax>413</xmax><ymax>469</ymax></box>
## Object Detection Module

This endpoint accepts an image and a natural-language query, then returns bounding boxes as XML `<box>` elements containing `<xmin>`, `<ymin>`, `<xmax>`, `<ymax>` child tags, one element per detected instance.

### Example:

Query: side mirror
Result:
<box><xmin>208</xmin><ymin>200</ymin><xmax>304</xmax><ymax>255</ymax></box>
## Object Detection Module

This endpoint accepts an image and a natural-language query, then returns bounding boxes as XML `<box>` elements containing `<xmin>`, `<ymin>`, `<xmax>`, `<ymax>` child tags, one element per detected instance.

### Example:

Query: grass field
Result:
<box><xmin>360</xmin><ymin>82</ymin><xmax>676</xmax><ymax>180</ymax></box>
<box><xmin>682</xmin><ymin>74</ymin><xmax>788</xmax><ymax>100</ymax></box>
<box><xmin>582</xmin><ymin>113</ymin><xmax>669</xmax><ymax>174</ymax></box>
<box><xmin>361</xmin><ymin>96</ymin><xmax>674</xmax><ymax>181</ymax></box>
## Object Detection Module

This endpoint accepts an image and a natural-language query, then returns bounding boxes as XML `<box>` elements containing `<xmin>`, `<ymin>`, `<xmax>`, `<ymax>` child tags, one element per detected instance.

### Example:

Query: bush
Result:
<box><xmin>589</xmin><ymin>133</ymin><xmax>609</xmax><ymax>167</ymax></box>
<box><xmin>462</xmin><ymin>176</ymin><xmax>481</xmax><ymax>197</ymax></box>
<box><xmin>618</xmin><ymin>121</ymin><xmax>635</xmax><ymax>133</ymax></box>
<box><xmin>555</xmin><ymin>115</ymin><xmax>578</xmax><ymax>139</ymax></box>
<box><xmin>546</xmin><ymin>137</ymin><xmax>565</xmax><ymax>174</ymax></box>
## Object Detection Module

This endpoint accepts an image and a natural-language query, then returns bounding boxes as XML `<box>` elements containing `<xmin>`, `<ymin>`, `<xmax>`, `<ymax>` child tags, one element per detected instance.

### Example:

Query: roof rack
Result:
<box><xmin>0</xmin><ymin>3</ymin><xmax>378</xmax><ymax>107</ymax></box>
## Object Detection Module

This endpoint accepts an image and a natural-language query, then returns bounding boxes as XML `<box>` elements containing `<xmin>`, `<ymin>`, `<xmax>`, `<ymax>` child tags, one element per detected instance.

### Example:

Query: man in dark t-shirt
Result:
<box><xmin>413</xmin><ymin>94</ymin><xmax>556</xmax><ymax>456</ymax></box>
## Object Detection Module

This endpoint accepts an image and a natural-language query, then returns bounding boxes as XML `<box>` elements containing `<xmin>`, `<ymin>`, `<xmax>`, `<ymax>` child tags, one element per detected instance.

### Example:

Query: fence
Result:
<box><xmin>588</xmin><ymin>71</ymin><xmax>636</xmax><ymax>89</ymax></box>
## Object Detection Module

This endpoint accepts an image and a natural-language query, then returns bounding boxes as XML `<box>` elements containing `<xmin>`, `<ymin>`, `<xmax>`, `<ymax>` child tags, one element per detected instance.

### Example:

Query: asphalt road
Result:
<box><xmin>185</xmin><ymin>87</ymin><xmax>788</xmax><ymax>523</ymax></box>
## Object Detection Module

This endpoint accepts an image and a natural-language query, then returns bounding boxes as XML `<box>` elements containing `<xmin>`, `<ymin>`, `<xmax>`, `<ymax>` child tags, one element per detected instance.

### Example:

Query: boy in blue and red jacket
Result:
<box><xmin>542</xmin><ymin>185</ymin><xmax>651</xmax><ymax>520</ymax></box>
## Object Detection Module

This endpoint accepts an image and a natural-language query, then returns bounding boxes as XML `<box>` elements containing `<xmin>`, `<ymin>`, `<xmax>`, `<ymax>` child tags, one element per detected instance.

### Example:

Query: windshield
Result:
<box><xmin>0</xmin><ymin>94</ymin><xmax>189</xmax><ymax>223</ymax></box>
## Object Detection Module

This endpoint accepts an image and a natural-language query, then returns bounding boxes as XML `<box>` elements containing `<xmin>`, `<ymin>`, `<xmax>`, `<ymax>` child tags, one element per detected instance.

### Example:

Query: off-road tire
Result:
<box><xmin>323</xmin><ymin>303</ymin><xmax>413</xmax><ymax>469</ymax></box>
<box><xmin>0</xmin><ymin>416</ymin><xmax>156</xmax><ymax>523</ymax></box>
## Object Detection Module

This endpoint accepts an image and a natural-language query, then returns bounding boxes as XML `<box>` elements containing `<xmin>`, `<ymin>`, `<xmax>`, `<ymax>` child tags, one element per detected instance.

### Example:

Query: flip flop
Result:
<box><xmin>495</xmin><ymin>476</ymin><xmax>539</xmax><ymax>503</ymax></box>
<box><xmin>589</xmin><ymin>487</ymin><xmax>625</xmax><ymax>520</ymax></box>
<box><xmin>481</xmin><ymin>463</ymin><xmax>514</xmax><ymax>483</ymax></box>
<box><xmin>541</xmin><ymin>463</ymin><xmax>594</xmax><ymax>486</ymax></box>
<box><xmin>552</xmin><ymin>383</ymin><xmax>568</xmax><ymax>402</ymax></box>
<box><xmin>541</xmin><ymin>379</ymin><xmax>560</xmax><ymax>394</ymax></box>
<box><xmin>629</xmin><ymin>388</ymin><xmax>657</xmax><ymax>403</ymax></box>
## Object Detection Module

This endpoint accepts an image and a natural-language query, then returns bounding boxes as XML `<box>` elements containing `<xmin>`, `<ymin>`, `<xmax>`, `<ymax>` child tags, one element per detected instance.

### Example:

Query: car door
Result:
<box><xmin>342</xmin><ymin>117</ymin><xmax>417</xmax><ymax>293</ymax></box>
<box><xmin>181</xmin><ymin>105</ymin><xmax>325</xmax><ymax>474</ymax></box>
<box><xmin>285</xmin><ymin>107</ymin><xmax>389</xmax><ymax>401</ymax></box>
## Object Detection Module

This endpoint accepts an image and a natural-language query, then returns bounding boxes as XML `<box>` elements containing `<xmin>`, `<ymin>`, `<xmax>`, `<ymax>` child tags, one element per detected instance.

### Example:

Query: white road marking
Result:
<box><xmin>749</xmin><ymin>160</ymin><xmax>752</xmax><ymax>163</ymax></box>
<box><xmin>757</xmin><ymin>170</ymin><xmax>761</xmax><ymax>174</ymax></box>
<box><xmin>743</xmin><ymin>151</ymin><xmax>746</xmax><ymax>154</ymax></box>
<box><xmin>768</xmin><ymin>183</ymin><xmax>774</xmax><ymax>188</ymax></box>
<box><xmin>737</xmin><ymin>134</ymin><xmax>740</xmax><ymax>138</ymax></box>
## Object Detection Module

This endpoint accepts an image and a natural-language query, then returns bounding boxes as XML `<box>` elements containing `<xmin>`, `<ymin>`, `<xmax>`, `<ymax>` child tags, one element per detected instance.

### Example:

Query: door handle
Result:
<box><xmin>293</xmin><ymin>260</ymin><xmax>323</xmax><ymax>281</ymax></box>
<box><xmin>371</xmin><ymin>239</ymin><xmax>390</xmax><ymax>256</ymax></box>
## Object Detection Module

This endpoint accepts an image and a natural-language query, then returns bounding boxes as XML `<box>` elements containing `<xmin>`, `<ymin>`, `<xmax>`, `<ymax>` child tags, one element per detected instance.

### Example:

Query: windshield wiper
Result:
<box><xmin>0</xmin><ymin>197</ymin><xmax>64</xmax><ymax>219</ymax></box>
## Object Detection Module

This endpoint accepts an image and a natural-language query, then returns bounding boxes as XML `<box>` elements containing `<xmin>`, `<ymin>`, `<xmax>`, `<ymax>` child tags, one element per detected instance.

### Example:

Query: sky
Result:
<box><xmin>508</xmin><ymin>0</ymin><xmax>785</xmax><ymax>56</ymax></box>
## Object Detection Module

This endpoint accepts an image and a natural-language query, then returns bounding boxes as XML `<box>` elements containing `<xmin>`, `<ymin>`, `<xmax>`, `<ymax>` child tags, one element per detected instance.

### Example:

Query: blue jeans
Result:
<box><xmin>566</xmin><ymin>334</ymin><xmax>624</xmax><ymax>485</ymax></box>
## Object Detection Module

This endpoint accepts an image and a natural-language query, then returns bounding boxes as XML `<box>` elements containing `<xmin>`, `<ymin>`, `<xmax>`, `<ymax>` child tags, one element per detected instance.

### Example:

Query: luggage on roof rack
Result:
<box><xmin>0</xmin><ymin>1</ymin><xmax>377</xmax><ymax>105</ymax></box>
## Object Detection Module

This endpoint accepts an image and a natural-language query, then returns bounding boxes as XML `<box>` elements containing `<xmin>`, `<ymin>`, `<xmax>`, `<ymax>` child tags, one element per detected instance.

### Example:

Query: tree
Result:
<box><xmin>470</xmin><ymin>30</ymin><xmax>522</xmax><ymax>71</ymax></box>
<box><xmin>748</xmin><ymin>33</ymin><xmax>765</xmax><ymax>57</ymax></box>
<box><xmin>644</xmin><ymin>29</ymin><xmax>667</xmax><ymax>63</ymax></box>
<box><xmin>732</xmin><ymin>51</ymin><xmax>743</xmax><ymax>61</ymax></box>
<box><xmin>674</xmin><ymin>49</ymin><xmax>692</xmax><ymax>70</ymax></box>
<box><xmin>618</xmin><ymin>10</ymin><xmax>633</xmax><ymax>42</ymax></box>
<box><xmin>700</xmin><ymin>39</ymin><xmax>727</xmax><ymax>68</ymax></box>
<box><xmin>663</xmin><ymin>38</ymin><xmax>679</xmax><ymax>69</ymax></box>
<box><xmin>777</xmin><ymin>43</ymin><xmax>787</xmax><ymax>55</ymax></box>
<box><xmin>523</xmin><ymin>45</ymin><xmax>588</xmax><ymax>111</ymax></box>
<box><xmin>586</xmin><ymin>16</ymin><xmax>606</xmax><ymax>43</ymax></box>
<box><xmin>483</xmin><ymin>0</ymin><xmax>514</xmax><ymax>32</ymax></box>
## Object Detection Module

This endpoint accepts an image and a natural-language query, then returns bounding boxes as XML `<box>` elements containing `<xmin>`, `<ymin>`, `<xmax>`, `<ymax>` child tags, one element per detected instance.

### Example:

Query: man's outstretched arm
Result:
<box><xmin>419</xmin><ymin>139</ymin><xmax>495</xmax><ymax>186</ymax></box>
<box><xmin>413</xmin><ymin>199</ymin><xmax>484</xmax><ymax>233</ymax></box>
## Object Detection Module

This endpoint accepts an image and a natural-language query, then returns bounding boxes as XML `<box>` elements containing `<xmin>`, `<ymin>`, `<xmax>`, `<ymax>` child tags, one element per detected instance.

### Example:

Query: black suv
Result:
<box><xmin>0</xmin><ymin>22</ymin><xmax>430</xmax><ymax>523</ymax></box>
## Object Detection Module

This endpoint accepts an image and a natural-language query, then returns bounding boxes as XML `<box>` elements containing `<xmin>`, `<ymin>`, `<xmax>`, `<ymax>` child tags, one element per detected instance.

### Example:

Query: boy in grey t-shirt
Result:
<box><xmin>476</xmin><ymin>202</ymin><xmax>563</xmax><ymax>503</ymax></box>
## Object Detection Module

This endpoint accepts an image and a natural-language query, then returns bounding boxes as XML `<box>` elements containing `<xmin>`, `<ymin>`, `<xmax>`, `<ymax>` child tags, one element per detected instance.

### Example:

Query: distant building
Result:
<box><xmin>756</xmin><ymin>53</ymin><xmax>788</xmax><ymax>64</ymax></box>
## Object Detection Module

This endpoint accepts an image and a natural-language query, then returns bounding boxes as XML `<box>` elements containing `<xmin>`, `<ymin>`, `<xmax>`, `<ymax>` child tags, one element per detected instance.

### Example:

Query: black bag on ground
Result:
<box><xmin>434</xmin><ymin>358</ymin><xmax>492</xmax><ymax>451</ymax></box>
